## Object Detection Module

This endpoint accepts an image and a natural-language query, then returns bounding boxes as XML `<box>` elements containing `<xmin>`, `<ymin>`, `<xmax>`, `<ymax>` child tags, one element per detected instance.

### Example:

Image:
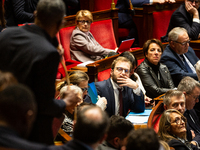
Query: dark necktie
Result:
<box><xmin>118</xmin><ymin>88</ymin><xmax>123</xmax><ymax>116</ymax></box>
<box><xmin>180</xmin><ymin>55</ymin><xmax>193</xmax><ymax>73</ymax></box>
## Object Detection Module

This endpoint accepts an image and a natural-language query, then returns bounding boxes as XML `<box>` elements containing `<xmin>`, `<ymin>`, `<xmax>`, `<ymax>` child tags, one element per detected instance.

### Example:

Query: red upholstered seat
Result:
<box><xmin>57</xmin><ymin>26</ymin><xmax>81</xmax><ymax>78</ymax></box>
<box><xmin>152</xmin><ymin>114</ymin><xmax>162</xmax><ymax>133</ymax></box>
<box><xmin>153</xmin><ymin>10</ymin><xmax>175</xmax><ymax>40</ymax></box>
<box><xmin>93</xmin><ymin>1</ymin><xmax>129</xmax><ymax>43</ymax></box>
<box><xmin>147</xmin><ymin>101</ymin><xmax>164</xmax><ymax>132</ymax></box>
<box><xmin>90</xmin><ymin>19</ymin><xmax>117</xmax><ymax>49</ymax></box>
<box><xmin>98</xmin><ymin>68</ymin><xmax>111</xmax><ymax>81</ymax></box>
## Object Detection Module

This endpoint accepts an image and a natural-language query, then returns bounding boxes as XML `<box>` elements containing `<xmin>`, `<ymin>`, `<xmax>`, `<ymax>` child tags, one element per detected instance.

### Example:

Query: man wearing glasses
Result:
<box><xmin>85</xmin><ymin>56</ymin><xmax>145</xmax><ymax>117</ymax></box>
<box><xmin>161</xmin><ymin>27</ymin><xmax>199</xmax><ymax>86</ymax></box>
<box><xmin>162</xmin><ymin>0</ymin><xmax>200</xmax><ymax>42</ymax></box>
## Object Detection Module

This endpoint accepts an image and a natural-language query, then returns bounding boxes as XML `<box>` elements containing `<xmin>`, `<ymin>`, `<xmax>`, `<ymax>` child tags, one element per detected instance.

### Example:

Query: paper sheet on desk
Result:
<box><xmin>77</xmin><ymin>61</ymin><xmax>94</xmax><ymax>67</ymax></box>
<box><xmin>125</xmin><ymin>109</ymin><xmax>152</xmax><ymax>124</ymax></box>
<box><xmin>126</xmin><ymin>116</ymin><xmax>149</xmax><ymax>124</ymax></box>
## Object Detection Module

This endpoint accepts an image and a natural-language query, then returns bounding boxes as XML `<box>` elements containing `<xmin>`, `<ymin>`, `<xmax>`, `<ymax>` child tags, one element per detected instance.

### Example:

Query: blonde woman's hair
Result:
<box><xmin>75</xmin><ymin>10</ymin><xmax>93</xmax><ymax>22</ymax></box>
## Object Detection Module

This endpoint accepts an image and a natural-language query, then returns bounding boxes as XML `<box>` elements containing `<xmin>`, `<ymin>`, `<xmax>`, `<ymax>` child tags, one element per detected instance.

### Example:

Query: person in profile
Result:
<box><xmin>0</xmin><ymin>84</ymin><xmax>47</xmax><ymax>150</ymax></box>
<box><xmin>0</xmin><ymin>0</ymin><xmax>72</xmax><ymax>144</ymax></box>
<box><xmin>97</xmin><ymin>115</ymin><xmax>134</xmax><ymax>150</ymax></box>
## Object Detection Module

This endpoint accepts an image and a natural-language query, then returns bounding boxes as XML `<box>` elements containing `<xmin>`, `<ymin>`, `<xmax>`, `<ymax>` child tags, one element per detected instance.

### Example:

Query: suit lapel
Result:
<box><xmin>107</xmin><ymin>79</ymin><xmax>116</xmax><ymax>116</ymax></box>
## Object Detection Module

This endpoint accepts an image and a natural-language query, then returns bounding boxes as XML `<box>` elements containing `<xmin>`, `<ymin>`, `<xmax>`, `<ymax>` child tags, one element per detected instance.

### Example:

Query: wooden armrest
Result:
<box><xmin>58</xmin><ymin>128</ymin><xmax>72</xmax><ymax>142</ymax></box>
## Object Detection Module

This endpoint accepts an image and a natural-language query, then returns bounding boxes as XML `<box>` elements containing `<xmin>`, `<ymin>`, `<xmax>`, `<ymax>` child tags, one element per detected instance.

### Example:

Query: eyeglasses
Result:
<box><xmin>77</xmin><ymin>20</ymin><xmax>92</xmax><ymax>25</ymax></box>
<box><xmin>81</xmin><ymin>87</ymin><xmax>88</xmax><ymax>92</ymax></box>
<box><xmin>115</xmin><ymin>67</ymin><xmax>130</xmax><ymax>74</ymax></box>
<box><xmin>174</xmin><ymin>39</ymin><xmax>191</xmax><ymax>46</ymax></box>
<box><xmin>171</xmin><ymin>117</ymin><xmax>186</xmax><ymax>125</ymax></box>
<box><xmin>187</xmin><ymin>93</ymin><xmax>200</xmax><ymax>100</ymax></box>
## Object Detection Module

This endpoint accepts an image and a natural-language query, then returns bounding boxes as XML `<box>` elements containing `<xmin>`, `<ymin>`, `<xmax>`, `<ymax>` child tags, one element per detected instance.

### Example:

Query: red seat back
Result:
<box><xmin>153</xmin><ymin>10</ymin><xmax>175</xmax><ymax>40</ymax></box>
<box><xmin>90</xmin><ymin>19</ymin><xmax>117</xmax><ymax>49</ymax></box>
<box><xmin>59</xmin><ymin>26</ymin><xmax>75</xmax><ymax>61</ymax></box>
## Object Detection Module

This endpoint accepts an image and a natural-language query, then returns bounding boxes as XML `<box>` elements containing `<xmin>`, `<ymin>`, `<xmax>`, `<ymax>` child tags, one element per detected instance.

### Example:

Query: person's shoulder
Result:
<box><xmin>95</xmin><ymin>79</ymin><xmax>110</xmax><ymax>87</ymax></box>
<box><xmin>136</xmin><ymin>59</ymin><xmax>147</xmax><ymax>70</ymax></box>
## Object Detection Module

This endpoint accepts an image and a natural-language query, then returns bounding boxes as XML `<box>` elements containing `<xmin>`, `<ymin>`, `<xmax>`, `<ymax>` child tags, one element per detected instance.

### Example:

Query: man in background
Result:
<box><xmin>97</xmin><ymin>115</ymin><xmax>133</xmax><ymax>150</ymax></box>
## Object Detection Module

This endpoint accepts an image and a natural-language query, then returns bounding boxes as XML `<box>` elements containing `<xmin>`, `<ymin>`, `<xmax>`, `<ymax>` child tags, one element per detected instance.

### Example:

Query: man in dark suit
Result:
<box><xmin>85</xmin><ymin>56</ymin><xmax>145</xmax><ymax>117</ymax></box>
<box><xmin>160</xmin><ymin>27</ymin><xmax>199</xmax><ymax>87</ymax></box>
<box><xmin>163</xmin><ymin>89</ymin><xmax>200</xmax><ymax>146</ymax></box>
<box><xmin>0</xmin><ymin>84</ymin><xmax>47</xmax><ymax>150</ymax></box>
<box><xmin>177</xmin><ymin>77</ymin><xmax>200</xmax><ymax>136</ymax></box>
<box><xmin>97</xmin><ymin>115</ymin><xmax>133</xmax><ymax>150</ymax></box>
<box><xmin>49</xmin><ymin>105</ymin><xmax>109</xmax><ymax>150</ymax></box>
<box><xmin>162</xmin><ymin>0</ymin><xmax>200</xmax><ymax>42</ymax></box>
<box><xmin>4</xmin><ymin>0</ymin><xmax>39</xmax><ymax>26</ymax></box>
<box><xmin>0</xmin><ymin>0</ymin><xmax>79</xmax><ymax>145</ymax></box>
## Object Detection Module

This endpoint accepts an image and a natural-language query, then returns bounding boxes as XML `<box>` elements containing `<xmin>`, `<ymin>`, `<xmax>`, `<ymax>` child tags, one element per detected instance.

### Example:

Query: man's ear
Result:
<box><xmin>170</xmin><ymin>41</ymin><xmax>175</xmax><ymax>49</ymax></box>
<box><xmin>164</xmin><ymin>104</ymin><xmax>167</xmax><ymax>110</ymax></box>
<box><xmin>110</xmin><ymin>69</ymin><xmax>114</xmax><ymax>77</ymax></box>
<box><xmin>113</xmin><ymin>137</ymin><xmax>120</xmax><ymax>147</ymax></box>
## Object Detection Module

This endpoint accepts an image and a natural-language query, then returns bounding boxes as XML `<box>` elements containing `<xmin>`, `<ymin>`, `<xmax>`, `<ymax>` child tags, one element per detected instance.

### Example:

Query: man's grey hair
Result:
<box><xmin>60</xmin><ymin>85</ymin><xmax>82</xmax><ymax>99</ymax></box>
<box><xmin>36</xmin><ymin>0</ymin><xmax>65</xmax><ymax>26</ymax></box>
<box><xmin>168</xmin><ymin>27</ymin><xmax>188</xmax><ymax>42</ymax></box>
<box><xmin>163</xmin><ymin>90</ymin><xmax>185</xmax><ymax>107</ymax></box>
<box><xmin>177</xmin><ymin>76</ymin><xmax>200</xmax><ymax>94</ymax></box>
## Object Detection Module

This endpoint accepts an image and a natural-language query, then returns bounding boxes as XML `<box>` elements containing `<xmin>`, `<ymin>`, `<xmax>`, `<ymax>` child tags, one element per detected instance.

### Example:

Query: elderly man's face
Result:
<box><xmin>165</xmin><ymin>95</ymin><xmax>185</xmax><ymax>114</ymax></box>
<box><xmin>185</xmin><ymin>86</ymin><xmax>200</xmax><ymax>110</ymax></box>
<box><xmin>172</xmin><ymin>32</ymin><xmax>190</xmax><ymax>55</ymax></box>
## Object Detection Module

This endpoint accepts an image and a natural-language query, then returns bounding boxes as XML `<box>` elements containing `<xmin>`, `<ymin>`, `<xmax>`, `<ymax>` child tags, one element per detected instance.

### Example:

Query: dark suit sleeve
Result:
<box><xmin>11</xmin><ymin>0</ymin><xmax>34</xmax><ymax>23</ymax></box>
<box><xmin>129</xmin><ymin>90</ymin><xmax>145</xmax><ymax>113</ymax></box>
<box><xmin>168</xmin><ymin>139</ymin><xmax>198</xmax><ymax>150</ymax></box>
<box><xmin>161</xmin><ymin>55</ymin><xmax>197</xmax><ymax>80</ymax></box>
<box><xmin>170</xmin><ymin>10</ymin><xmax>200</xmax><ymax>40</ymax></box>
<box><xmin>32</xmin><ymin>51</ymin><xmax>66</xmax><ymax>117</ymax></box>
